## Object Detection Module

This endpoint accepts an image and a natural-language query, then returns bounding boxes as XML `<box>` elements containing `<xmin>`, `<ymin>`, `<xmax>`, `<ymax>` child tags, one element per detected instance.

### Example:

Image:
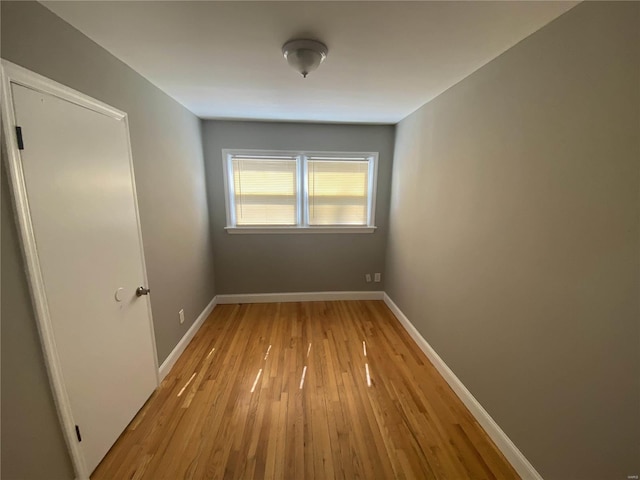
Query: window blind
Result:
<box><xmin>307</xmin><ymin>159</ymin><xmax>369</xmax><ymax>226</ymax></box>
<box><xmin>232</xmin><ymin>157</ymin><xmax>297</xmax><ymax>225</ymax></box>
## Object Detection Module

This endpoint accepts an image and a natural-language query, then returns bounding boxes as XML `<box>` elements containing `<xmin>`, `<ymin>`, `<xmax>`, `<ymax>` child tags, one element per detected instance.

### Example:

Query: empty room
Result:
<box><xmin>1</xmin><ymin>1</ymin><xmax>638</xmax><ymax>479</ymax></box>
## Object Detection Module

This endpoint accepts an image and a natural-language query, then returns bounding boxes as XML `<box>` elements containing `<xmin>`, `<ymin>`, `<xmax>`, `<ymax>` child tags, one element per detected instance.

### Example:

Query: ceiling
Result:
<box><xmin>43</xmin><ymin>1</ymin><xmax>577</xmax><ymax>124</ymax></box>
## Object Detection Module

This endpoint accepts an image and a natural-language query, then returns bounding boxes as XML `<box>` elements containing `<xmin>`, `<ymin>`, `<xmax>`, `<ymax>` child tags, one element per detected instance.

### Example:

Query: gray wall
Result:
<box><xmin>202</xmin><ymin>121</ymin><xmax>394</xmax><ymax>294</ymax></box>
<box><xmin>385</xmin><ymin>2</ymin><xmax>640</xmax><ymax>479</ymax></box>
<box><xmin>1</xmin><ymin>2</ymin><xmax>216</xmax><ymax>478</ymax></box>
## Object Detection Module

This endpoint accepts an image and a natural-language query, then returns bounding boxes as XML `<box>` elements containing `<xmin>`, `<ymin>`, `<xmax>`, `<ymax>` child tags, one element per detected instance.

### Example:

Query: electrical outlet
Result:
<box><xmin>365</xmin><ymin>274</ymin><xmax>372</xmax><ymax>283</ymax></box>
<box><xmin>374</xmin><ymin>273</ymin><xmax>381</xmax><ymax>282</ymax></box>
<box><xmin>179</xmin><ymin>309</ymin><xmax>185</xmax><ymax>325</ymax></box>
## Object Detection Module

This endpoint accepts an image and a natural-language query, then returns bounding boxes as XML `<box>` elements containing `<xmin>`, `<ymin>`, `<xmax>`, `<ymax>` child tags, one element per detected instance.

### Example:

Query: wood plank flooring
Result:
<box><xmin>92</xmin><ymin>300</ymin><xmax>519</xmax><ymax>479</ymax></box>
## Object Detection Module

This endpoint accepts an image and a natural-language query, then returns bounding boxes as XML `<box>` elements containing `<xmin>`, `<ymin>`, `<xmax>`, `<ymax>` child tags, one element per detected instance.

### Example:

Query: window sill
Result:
<box><xmin>225</xmin><ymin>226</ymin><xmax>377</xmax><ymax>235</ymax></box>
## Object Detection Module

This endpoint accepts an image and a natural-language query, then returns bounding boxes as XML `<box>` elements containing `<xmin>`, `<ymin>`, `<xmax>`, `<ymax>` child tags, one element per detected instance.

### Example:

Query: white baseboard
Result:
<box><xmin>158</xmin><ymin>296</ymin><xmax>217</xmax><ymax>382</ymax></box>
<box><xmin>216</xmin><ymin>290</ymin><xmax>384</xmax><ymax>304</ymax></box>
<box><xmin>383</xmin><ymin>293</ymin><xmax>542</xmax><ymax>480</ymax></box>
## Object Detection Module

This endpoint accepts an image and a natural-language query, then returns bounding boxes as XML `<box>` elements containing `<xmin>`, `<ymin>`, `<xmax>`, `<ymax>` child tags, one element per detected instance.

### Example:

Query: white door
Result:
<box><xmin>10</xmin><ymin>83</ymin><xmax>158</xmax><ymax>474</ymax></box>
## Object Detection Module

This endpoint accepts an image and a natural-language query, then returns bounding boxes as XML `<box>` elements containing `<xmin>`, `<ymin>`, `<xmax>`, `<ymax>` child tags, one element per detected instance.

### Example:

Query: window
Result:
<box><xmin>223</xmin><ymin>150</ymin><xmax>378</xmax><ymax>233</ymax></box>
<box><xmin>230</xmin><ymin>155</ymin><xmax>298</xmax><ymax>226</ymax></box>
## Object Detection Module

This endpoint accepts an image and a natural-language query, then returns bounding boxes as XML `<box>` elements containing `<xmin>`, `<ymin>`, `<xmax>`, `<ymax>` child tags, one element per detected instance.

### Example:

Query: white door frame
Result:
<box><xmin>0</xmin><ymin>59</ymin><xmax>159</xmax><ymax>480</ymax></box>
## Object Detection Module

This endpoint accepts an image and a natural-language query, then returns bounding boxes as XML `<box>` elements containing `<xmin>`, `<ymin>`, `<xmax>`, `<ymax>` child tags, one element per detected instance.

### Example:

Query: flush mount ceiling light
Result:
<box><xmin>282</xmin><ymin>39</ymin><xmax>328</xmax><ymax>78</ymax></box>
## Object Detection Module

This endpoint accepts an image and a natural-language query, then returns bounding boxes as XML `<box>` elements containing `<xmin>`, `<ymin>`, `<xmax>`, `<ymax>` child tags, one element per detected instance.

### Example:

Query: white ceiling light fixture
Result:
<box><xmin>282</xmin><ymin>39</ymin><xmax>328</xmax><ymax>78</ymax></box>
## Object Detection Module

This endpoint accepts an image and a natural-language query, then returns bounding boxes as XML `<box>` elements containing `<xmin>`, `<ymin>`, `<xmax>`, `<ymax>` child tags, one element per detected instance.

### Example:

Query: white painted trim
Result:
<box><xmin>382</xmin><ymin>294</ymin><xmax>543</xmax><ymax>480</ymax></box>
<box><xmin>159</xmin><ymin>296</ymin><xmax>217</xmax><ymax>382</ymax></box>
<box><xmin>1</xmin><ymin>60</ymin><xmax>125</xmax><ymax>120</ymax></box>
<box><xmin>368</xmin><ymin>152</ymin><xmax>379</xmax><ymax>228</ymax></box>
<box><xmin>221</xmin><ymin>149</ymin><xmax>236</xmax><ymax>227</ymax></box>
<box><xmin>216</xmin><ymin>291</ymin><xmax>384</xmax><ymax>304</ymax></box>
<box><xmin>0</xmin><ymin>59</ymin><xmax>152</xmax><ymax>480</ymax></box>
<box><xmin>225</xmin><ymin>226</ymin><xmax>376</xmax><ymax>234</ymax></box>
<box><xmin>301</xmin><ymin>152</ymin><xmax>309</xmax><ymax>227</ymax></box>
<box><xmin>121</xmin><ymin>113</ymin><xmax>160</xmax><ymax>385</ymax></box>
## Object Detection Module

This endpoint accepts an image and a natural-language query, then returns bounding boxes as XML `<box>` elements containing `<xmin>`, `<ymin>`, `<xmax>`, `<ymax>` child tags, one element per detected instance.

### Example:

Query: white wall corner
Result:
<box><xmin>382</xmin><ymin>293</ymin><xmax>543</xmax><ymax>480</ymax></box>
<box><xmin>158</xmin><ymin>296</ymin><xmax>217</xmax><ymax>382</ymax></box>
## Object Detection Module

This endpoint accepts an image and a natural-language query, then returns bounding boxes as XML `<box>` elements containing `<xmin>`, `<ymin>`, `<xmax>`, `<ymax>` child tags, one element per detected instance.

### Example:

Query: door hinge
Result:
<box><xmin>15</xmin><ymin>126</ymin><xmax>24</xmax><ymax>150</ymax></box>
<box><xmin>75</xmin><ymin>425</ymin><xmax>82</xmax><ymax>442</ymax></box>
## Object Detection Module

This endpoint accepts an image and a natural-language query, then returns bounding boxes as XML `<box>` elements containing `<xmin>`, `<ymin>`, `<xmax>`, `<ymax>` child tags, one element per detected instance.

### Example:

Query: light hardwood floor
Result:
<box><xmin>92</xmin><ymin>300</ymin><xmax>519</xmax><ymax>479</ymax></box>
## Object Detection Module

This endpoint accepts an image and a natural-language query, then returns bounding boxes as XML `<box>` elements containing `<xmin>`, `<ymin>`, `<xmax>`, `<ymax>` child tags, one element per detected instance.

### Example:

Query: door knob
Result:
<box><xmin>136</xmin><ymin>286</ymin><xmax>150</xmax><ymax>297</ymax></box>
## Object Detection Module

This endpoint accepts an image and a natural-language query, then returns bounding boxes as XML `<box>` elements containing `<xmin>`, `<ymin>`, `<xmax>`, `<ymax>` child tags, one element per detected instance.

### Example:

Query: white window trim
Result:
<box><xmin>222</xmin><ymin>149</ymin><xmax>379</xmax><ymax>234</ymax></box>
<box><xmin>225</xmin><ymin>226</ymin><xmax>377</xmax><ymax>234</ymax></box>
